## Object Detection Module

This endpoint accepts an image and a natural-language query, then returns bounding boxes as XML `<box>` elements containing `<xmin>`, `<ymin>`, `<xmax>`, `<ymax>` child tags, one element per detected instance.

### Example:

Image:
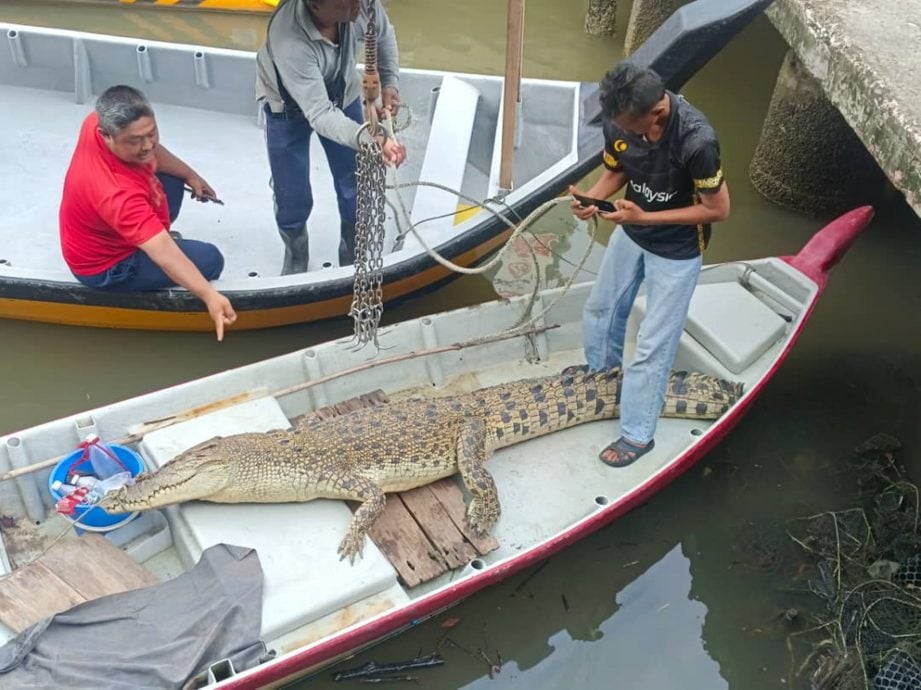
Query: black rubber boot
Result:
<box><xmin>338</xmin><ymin>220</ymin><xmax>357</xmax><ymax>267</ymax></box>
<box><xmin>279</xmin><ymin>225</ymin><xmax>309</xmax><ymax>275</ymax></box>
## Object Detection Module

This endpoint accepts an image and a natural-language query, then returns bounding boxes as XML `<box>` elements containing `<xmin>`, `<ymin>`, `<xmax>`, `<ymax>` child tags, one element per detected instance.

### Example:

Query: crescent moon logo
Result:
<box><xmin>613</xmin><ymin>139</ymin><xmax>628</xmax><ymax>152</ymax></box>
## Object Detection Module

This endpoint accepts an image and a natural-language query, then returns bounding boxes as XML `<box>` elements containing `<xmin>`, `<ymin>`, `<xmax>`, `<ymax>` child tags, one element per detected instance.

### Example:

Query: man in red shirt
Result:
<box><xmin>60</xmin><ymin>85</ymin><xmax>236</xmax><ymax>340</ymax></box>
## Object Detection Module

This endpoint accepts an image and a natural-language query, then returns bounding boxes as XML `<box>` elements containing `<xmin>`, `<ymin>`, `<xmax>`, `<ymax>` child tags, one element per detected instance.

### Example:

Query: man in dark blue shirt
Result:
<box><xmin>569</xmin><ymin>63</ymin><xmax>730</xmax><ymax>467</ymax></box>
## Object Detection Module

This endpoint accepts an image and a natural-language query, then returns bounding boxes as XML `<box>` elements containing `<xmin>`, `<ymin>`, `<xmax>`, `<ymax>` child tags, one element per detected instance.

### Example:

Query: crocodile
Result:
<box><xmin>100</xmin><ymin>368</ymin><xmax>742</xmax><ymax>560</ymax></box>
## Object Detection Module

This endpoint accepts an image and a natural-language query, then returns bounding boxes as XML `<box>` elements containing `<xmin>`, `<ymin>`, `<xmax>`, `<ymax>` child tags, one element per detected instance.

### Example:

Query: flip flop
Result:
<box><xmin>599</xmin><ymin>437</ymin><xmax>655</xmax><ymax>468</ymax></box>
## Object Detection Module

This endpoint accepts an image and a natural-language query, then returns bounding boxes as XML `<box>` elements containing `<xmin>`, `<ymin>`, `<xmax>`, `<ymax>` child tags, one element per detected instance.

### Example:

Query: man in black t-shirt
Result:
<box><xmin>569</xmin><ymin>63</ymin><xmax>730</xmax><ymax>468</ymax></box>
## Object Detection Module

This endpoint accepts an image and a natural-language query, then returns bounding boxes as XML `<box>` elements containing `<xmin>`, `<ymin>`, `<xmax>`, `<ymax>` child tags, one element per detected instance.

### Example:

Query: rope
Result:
<box><xmin>351</xmin><ymin>93</ymin><xmax>600</xmax><ymax>345</ymax></box>
<box><xmin>383</xmin><ymin>172</ymin><xmax>601</xmax><ymax>332</ymax></box>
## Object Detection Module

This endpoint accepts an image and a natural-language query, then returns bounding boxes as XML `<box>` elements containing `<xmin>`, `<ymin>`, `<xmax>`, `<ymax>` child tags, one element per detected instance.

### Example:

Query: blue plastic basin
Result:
<box><xmin>48</xmin><ymin>444</ymin><xmax>144</xmax><ymax>532</ymax></box>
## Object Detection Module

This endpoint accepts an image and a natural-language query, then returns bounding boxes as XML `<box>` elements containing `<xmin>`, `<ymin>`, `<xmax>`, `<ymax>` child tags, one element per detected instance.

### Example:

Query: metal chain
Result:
<box><xmin>349</xmin><ymin>133</ymin><xmax>388</xmax><ymax>350</ymax></box>
<box><xmin>348</xmin><ymin>0</ymin><xmax>389</xmax><ymax>350</ymax></box>
<box><xmin>364</xmin><ymin>0</ymin><xmax>378</xmax><ymax>72</ymax></box>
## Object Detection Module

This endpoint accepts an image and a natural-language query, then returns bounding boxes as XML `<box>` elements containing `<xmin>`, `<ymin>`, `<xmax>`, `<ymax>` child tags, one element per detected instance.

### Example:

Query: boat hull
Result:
<box><xmin>209</xmin><ymin>207</ymin><xmax>873</xmax><ymax>688</ymax></box>
<box><xmin>35</xmin><ymin>0</ymin><xmax>276</xmax><ymax>13</ymax></box>
<box><xmin>0</xmin><ymin>23</ymin><xmax>601</xmax><ymax>332</ymax></box>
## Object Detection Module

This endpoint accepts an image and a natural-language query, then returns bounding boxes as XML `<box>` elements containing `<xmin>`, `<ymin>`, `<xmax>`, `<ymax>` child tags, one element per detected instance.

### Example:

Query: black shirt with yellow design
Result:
<box><xmin>602</xmin><ymin>91</ymin><xmax>723</xmax><ymax>260</ymax></box>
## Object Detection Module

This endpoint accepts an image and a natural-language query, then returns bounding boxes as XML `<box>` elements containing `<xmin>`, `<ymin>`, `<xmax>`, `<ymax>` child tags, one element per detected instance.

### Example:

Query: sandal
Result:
<box><xmin>599</xmin><ymin>437</ymin><xmax>655</xmax><ymax>468</ymax></box>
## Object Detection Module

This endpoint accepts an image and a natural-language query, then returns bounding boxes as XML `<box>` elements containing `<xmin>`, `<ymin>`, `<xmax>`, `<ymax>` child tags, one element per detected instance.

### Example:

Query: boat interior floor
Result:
<box><xmin>2</xmin><ymin>86</ymin><xmax>413</xmax><ymax>281</ymax></box>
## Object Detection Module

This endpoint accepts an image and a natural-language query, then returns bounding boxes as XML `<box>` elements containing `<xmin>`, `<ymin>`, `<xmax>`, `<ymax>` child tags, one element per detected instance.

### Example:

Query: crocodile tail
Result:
<box><xmin>663</xmin><ymin>370</ymin><xmax>744</xmax><ymax>419</ymax></box>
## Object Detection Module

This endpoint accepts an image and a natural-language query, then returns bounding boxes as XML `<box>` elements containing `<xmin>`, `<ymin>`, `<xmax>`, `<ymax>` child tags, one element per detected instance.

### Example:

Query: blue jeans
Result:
<box><xmin>264</xmin><ymin>100</ymin><xmax>362</xmax><ymax>234</ymax></box>
<box><xmin>75</xmin><ymin>173</ymin><xmax>225</xmax><ymax>291</ymax></box>
<box><xmin>583</xmin><ymin>228</ymin><xmax>702</xmax><ymax>444</ymax></box>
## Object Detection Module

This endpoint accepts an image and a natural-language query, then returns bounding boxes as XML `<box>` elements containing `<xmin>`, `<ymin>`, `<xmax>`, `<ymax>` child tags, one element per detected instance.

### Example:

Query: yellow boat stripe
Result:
<box><xmin>111</xmin><ymin>0</ymin><xmax>275</xmax><ymax>11</ymax></box>
<box><xmin>0</xmin><ymin>230</ymin><xmax>512</xmax><ymax>332</ymax></box>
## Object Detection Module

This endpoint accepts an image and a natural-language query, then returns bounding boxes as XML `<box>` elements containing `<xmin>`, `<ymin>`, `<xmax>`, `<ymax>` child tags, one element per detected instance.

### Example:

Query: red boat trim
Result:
<box><xmin>217</xmin><ymin>207</ymin><xmax>875</xmax><ymax>689</ymax></box>
<box><xmin>782</xmin><ymin>206</ymin><xmax>874</xmax><ymax>288</ymax></box>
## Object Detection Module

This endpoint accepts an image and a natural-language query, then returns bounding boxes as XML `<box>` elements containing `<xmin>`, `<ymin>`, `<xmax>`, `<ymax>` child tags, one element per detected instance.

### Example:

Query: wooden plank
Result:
<box><xmin>0</xmin><ymin>563</ymin><xmax>85</xmax><ymax>633</ymax></box>
<box><xmin>354</xmin><ymin>497</ymin><xmax>447</xmax><ymax>588</ymax></box>
<box><xmin>399</xmin><ymin>488</ymin><xmax>477</xmax><ymax>569</ymax></box>
<box><xmin>427</xmin><ymin>479</ymin><xmax>500</xmax><ymax>556</ymax></box>
<box><xmin>312</xmin><ymin>389</ymin><xmax>501</xmax><ymax>585</ymax></box>
<box><xmin>296</xmin><ymin>390</ymin><xmax>390</xmax><ymax>425</ymax></box>
<box><xmin>40</xmin><ymin>534</ymin><xmax>158</xmax><ymax>601</ymax></box>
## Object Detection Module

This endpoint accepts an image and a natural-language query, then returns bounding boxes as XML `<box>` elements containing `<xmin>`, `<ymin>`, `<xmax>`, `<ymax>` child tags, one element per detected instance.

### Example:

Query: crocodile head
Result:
<box><xmin>99</xmin><ymin>436</ymin><xmax>233</xmax><ymax>513</ymax></box>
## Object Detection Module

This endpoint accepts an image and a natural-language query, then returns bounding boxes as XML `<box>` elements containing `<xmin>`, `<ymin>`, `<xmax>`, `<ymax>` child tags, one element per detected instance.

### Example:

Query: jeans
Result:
<box><xmin>583</xmin><ymin>228</ymin><xmax>702</xmax><ymax>444</ymax></box>
<box><xmin>75</xmin><ymin>173</ymin><xmax>225</xmax><ymax>291</ymax></box>
<box><xmin>263</xmin><ymin>99</ymin><xmax>363</xmax><ymax>234</ymax></box>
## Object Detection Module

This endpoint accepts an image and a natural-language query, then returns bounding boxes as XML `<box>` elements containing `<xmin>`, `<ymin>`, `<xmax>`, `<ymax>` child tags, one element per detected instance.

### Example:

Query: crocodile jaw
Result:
<box><xmin>99</xmin><ymin>457</ymin><xmax>231</xmax><ymax>513</ymax></box>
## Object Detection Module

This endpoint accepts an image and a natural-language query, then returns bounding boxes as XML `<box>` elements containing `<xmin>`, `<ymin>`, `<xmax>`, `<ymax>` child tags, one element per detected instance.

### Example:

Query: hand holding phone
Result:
<box><xmin>571</xmin><ymin>193</ymin><xmax>616</xmax><ymax>214</ymax></box>
<box><xmin>184</xmin><ymin>184</ymin><xmax>225</xmax><ymax>206</ymax></box>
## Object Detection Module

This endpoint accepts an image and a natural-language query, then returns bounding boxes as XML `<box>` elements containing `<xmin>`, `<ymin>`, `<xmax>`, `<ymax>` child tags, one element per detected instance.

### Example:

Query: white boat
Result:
<box><xmin>0</xmin><ymin>206</ymin><xmax>873</xmax><ymax>687</ymax></box>
<box><xmin>35</xmin><ymin>0</ymin><xmax>278</xmax><ymax>13</ymax></box>
<box><xmin>0</xmin><ymin>19</ymin><xmax>594</xmax><ymax>332</ymax></box>
<box><xmin>0</xmin><ymin>0</ymin><xmax>772</xmax><ymax>332</ymax></box>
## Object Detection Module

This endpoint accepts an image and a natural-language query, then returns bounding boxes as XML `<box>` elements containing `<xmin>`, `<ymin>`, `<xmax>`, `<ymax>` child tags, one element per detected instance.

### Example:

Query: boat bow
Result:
<box><xmin>784</xmin><ymin>205</ymin><xmax>874</xmax><ymax>288</ymax></box>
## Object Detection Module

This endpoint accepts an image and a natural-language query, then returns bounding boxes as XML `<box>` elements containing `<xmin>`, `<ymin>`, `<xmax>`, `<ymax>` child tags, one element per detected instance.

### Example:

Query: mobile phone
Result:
<box><xmin>183</xmin><ymin>185</ymin><xmax>225</xmax><ymax>206</ymax></box>
<box><xmin>572</xmin><ymin>193</ymin><xmax>616</xmax><ymax>214</ymax></box>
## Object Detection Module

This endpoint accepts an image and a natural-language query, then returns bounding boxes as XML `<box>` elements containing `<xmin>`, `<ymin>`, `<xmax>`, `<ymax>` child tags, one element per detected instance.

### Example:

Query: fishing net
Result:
<box><xmin>873</xmin><ymin>650</ymin><xmax>921</xmax><ymax>690</ymax></box>
<box><xmin>785</xmin><ymin>434</ymin><xmax>921</xmax><ymax>690</ymax></box>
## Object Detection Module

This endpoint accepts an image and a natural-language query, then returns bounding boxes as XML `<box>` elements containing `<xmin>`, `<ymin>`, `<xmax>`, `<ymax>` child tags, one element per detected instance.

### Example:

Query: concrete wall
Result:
<box><xmin>766</xmin><ymin>0</ymin><xmax>921</xmax><ymax>217</ymax></box>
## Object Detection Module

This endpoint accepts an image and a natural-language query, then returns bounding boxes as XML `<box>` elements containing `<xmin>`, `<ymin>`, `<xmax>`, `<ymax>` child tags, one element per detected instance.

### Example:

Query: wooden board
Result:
<box><xmin>425</xmin><ymin>480</ymin><xmax>500</xmax><ymax>555</ymax></box>
<box><xmin>399</xmin><ymin>485</ymin><xmax>478</xmax><ymax>569</ymax></box>
<box><xmin>359</xmin><ymin>496</ymin><xmax>446</xmax><ymax>588</ymax></box>
<box><xmin>312</xmin><ymin>390</ymin><xmax>501</xmax><ymax>588</ymax></box>
<box><xmin>39</xmin><ymin>533</ymin><xmax>157</xmax><ymax>600</ymax></box>
<box><xmin>0</xmin><ymin>563</ymin><xmax>84</xmax><ymax>633</ymax></box>
<box><xmin>0</xmin><ymin>533</ymin><xmax>158</xmax><ymax>633</ymax></box>
<box><xmin>295</xmin><ymin>390</ymin><xmax>391</xmax><ymax>425</ymax></box>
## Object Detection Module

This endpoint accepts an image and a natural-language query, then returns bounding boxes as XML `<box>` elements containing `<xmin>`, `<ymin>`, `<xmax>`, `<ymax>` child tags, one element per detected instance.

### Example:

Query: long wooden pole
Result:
<box><xmin>498</xmin><ymin>0</ymin><xmax>526</xmax><ymax>193</ymax></box>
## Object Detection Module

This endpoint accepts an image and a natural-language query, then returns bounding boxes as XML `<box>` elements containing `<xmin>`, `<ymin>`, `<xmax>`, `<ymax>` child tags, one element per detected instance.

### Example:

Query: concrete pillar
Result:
<box><xmin>585</xmin><ymin>0</ymin><xmax>617</xmax><ymax>37</ymax></box>
<box><xmin>623</xmin><ymin>0</ymin><xmax>686</xmax><ymax>55</ymax></box>
<box><xmin>749</xmin><ymin>50</ymin><xmax>887</xmax><ymax>217</ymax></box>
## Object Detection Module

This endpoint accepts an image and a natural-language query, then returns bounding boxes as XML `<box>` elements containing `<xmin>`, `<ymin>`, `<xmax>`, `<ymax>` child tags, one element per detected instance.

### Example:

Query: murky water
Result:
<box><xmin>2</xmin><ymin>2</ymin><xmax>921</xmax><ymax>688</ymax></box>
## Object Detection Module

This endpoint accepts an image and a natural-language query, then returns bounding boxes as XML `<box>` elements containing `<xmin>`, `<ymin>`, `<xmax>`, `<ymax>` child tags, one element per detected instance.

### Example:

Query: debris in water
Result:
<box><xmin>331</xmin><ymin>653</ymin><xmax>445</xmax><ymax>682</ymax></box>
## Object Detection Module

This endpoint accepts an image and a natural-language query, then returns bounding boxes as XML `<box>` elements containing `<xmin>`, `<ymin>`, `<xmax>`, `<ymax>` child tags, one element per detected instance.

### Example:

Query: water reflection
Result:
<box><xmin>452</xmin><ymin>547</ymin><xmax>726</xmax><ymax>690</ymax></box>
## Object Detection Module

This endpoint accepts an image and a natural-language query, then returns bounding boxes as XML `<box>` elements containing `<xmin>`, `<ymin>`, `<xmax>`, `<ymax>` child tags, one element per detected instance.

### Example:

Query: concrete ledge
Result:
<box><xmin>767</xmin><ymin>0</ymin><xmax>921</xmax><ymax>216</ymax></box>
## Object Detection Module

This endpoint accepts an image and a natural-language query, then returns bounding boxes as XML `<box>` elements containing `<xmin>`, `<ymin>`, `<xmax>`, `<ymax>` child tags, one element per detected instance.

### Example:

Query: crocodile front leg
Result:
<box><xmin>455</xmin><ymin>417</ymin><xmax>500</xmax><ymax>536</ymax></box>
<box><xmin>336</xmin><ymin>476</ymin><xmax>387</xmax><ymax>563</ymax></box>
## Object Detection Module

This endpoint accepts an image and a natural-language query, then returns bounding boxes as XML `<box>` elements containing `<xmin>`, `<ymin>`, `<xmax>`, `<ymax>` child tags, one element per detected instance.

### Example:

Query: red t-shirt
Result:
<box><xmin>59</xmin><ymin>112</ymin><xmax>170</xmax><ymax>276</ymax></box>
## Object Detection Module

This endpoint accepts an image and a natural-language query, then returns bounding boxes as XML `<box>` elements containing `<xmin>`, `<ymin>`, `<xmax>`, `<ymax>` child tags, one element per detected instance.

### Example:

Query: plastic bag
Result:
<box><xmin>86</xmin><ymin>471</ymin><xmax>134</xmax><ymax>504</ymax></box>
<box><xmin>84</xmin><ymin>435</ymin><xmax>129</xmax><ymax>479</ymax></box>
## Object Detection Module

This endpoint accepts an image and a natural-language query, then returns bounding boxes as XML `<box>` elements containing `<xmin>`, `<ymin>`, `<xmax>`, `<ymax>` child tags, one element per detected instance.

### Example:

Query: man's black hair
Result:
<box><xmin>599</xmin><ymin>63</ymin><xmax>666</xmax><ymax>120</ymax></box>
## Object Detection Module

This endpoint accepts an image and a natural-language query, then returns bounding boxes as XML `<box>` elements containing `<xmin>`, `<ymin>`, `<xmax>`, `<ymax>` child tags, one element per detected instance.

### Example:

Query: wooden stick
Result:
<box><xmin>0</xmin><ymin>323</ymin><xmax>558</xmax><ymax>483</ymax></box>
<box><xmin>0</xmin><ymin>389</ymin><xmax>269</xmax><ymax>484</ymax></box>
<box><xmin>498</xmin><ymin>0</ymin><xmax>526</xmax><ymax>192</ymax></box>
<box><xmin>272</xmin><ymin>323</ymin><xmax>556</xmax><ymax>400</ymax></box>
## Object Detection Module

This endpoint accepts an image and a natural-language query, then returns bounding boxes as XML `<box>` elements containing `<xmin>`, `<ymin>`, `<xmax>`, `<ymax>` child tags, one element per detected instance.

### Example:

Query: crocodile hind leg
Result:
<box><xmin>455</xmin><ymin>417</ymin><xmax>500</xmax><ymax>536</ymax></box>
<box><xmin>336</xmin><ymin>476</ymin><xmax>387</xmax><ymax>563</ymax></box>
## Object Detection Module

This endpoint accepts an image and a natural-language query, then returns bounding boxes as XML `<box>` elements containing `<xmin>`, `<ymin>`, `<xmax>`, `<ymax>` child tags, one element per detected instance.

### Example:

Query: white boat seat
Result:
<box><xmin>684</xmin><ymin>281</ymin><xmax>788</xmax><ymax>373</ymax></box>
<box><xmin>633</xmin><ymin>280</ymin><xmax>787</xmax><ymax>374</ymax></box>
<box><xmin>409</xmin><ymin>75</ymin><xmax>481</xmax><ymax>233</ymax></box>
<box><xmin>138</xmin><ymin>396</ymin><xmax>399</xmax><ymax>642</ymax></box>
